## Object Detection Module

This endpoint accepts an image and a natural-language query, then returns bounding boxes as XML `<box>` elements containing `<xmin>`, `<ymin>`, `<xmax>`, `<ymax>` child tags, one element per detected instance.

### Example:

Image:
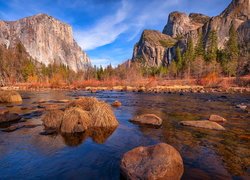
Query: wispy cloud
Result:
<box><xmin>74</xmin><ymin>0</ymin><xmax>130</xmax><ymax>50</ymax></box>
<box><xmin>74</xmin><ymin>0</ymin><xmax>181</xmax><ymax>50</ymax></box>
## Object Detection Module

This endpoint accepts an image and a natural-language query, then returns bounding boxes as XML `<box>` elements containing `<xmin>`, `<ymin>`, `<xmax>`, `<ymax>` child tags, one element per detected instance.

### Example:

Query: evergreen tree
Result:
<box><xmin>206</xmin><ymin>30</ymin><xmax>218</xmax><ymax>61</ymax></box>
<box><xmin>195</xmin><ymin>31</ymin><xmax>205</xmax><ymax>58</ymax></box>
<box><xmin>227</xmin><ymin>25</ymin><xmax>239</xmax><ymax>59</ymax></box>
<box><xmin>183</xmin><ymin>37</ymin><xmax>195</xmax><ymax>78</ymax></box>
<box><xmin>175</xmin><ymin>46</ymin><xmax>183</xmax><ymax>71</ymax></box>
<box><xmin>223</xmin><ymin>25</ymin><xmax>239</xmax><ymax>76</ymax></box>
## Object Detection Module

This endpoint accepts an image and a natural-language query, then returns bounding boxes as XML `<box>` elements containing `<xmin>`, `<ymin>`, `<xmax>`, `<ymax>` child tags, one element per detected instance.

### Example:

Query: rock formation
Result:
<box><xmin>0</xmin><ymin>14</ymin><xmax>90</xmax><ymax>72</ymax></box>
<box><xmin>120</xmin><ymin>143</ymin><xmax>184</xmax><ymax>180</ymax></box>
<box><xmin>162</xmin><ymin>12</ymin><xmax>210</xmax><ymax>38</ymax></box>
<box><xmin>132</xmin><ymin>0</ymin><xmax>250</xmax><ymax>67</ymax></box>
<box><xmin>132</xmin><ymin>30</ymin><xmax>176</xmax><ymax>66</ymax></box>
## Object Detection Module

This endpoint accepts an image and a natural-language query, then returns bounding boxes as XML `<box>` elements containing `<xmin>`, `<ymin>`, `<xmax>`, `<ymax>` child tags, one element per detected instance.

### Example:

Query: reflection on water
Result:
<box><xmin>61</xmin><ymin>127</ymin><xmax>117</xmax><ymax>146</ymax></box>
<box><xmin>0</xmin><ymin>90</ymin><xmax>249</xmax><ymax>179</ymax></box>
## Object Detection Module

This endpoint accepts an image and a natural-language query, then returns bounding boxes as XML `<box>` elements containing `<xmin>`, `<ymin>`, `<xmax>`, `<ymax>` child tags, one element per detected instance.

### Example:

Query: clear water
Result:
<box><xmin>0</xmin><ymin>90</ymin><xmax>249</xmax><ymax>179</ymax></box>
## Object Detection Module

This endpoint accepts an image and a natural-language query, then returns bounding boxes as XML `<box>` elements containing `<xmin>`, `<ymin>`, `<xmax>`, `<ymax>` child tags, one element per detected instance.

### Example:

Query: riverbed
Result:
<box><xmin>0</xmin><ymin>90</ymin><xmax>249</xmax><ymax>179</ymax></box>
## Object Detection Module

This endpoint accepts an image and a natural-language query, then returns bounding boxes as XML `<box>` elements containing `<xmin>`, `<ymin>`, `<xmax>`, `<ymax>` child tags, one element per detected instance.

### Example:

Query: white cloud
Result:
<box><xmin>74</xmin><ymin>0</ymin><xmax>181</xmax><ymax>50</ymax></box>
<box><xmin>74</xmin><ymin>0</ymin><xmax>130</xmax><ymax>50</ymax></box>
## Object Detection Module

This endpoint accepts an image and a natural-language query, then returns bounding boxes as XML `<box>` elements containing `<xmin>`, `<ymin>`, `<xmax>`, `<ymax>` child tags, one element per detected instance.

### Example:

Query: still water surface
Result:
<box><xmin>0</xmin><ymin>90</ymin><xmax>249</xmax><ymax>179</ymax></box>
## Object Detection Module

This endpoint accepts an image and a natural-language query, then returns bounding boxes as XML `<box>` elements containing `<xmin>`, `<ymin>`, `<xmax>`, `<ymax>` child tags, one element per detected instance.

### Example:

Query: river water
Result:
<box><xmin>0</xmin><ymin>90</ymin><xmax>249</xmax><ymax>179</ymax></box>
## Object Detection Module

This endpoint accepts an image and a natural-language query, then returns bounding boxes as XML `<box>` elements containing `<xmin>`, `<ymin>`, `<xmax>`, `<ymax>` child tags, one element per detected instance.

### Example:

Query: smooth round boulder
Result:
<box><xmin>180</xmin><ymin>120</ymin><xmax>225</xmax><ymax>130</ymax></box>
<box><xmin>130</xmin><ymin>114</ymin><xmax>162</xmax><ymax>126</ymax></box>
<box><xmin>209</xmin><ymin>114</ymin><xmax>226</xmax><ymax>122</ymax></box>
<box><xmin>41</xmin><ymin>109</ymin><xmax>64</xmax><ymax>130</ymax></box>
<box><xmin>120</xmin><ymin>143</ymin><xmax>184</xmax><ymax>180</ymax></box>
<box><xmin>0</xmin><ymin>90</ymin><xmax>22</xmax><ymax>103</ymax></box>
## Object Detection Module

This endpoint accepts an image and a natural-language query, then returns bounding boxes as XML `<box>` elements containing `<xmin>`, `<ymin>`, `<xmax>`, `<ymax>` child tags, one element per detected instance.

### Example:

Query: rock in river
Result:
<box><xmin>180</xmin><ymin>120</ymin><xmax>225</xmax><ymax>131</ymax></box>
<box><xmin>111</xmin><ymin>100</ymin><xmax>122</xmax><ymax>107</ymax></box>
<box><xmin>120</xmin><ymin>143</ymin><xmax>184</xmax><ymax>180</ymax></box>
<box><xmin>209</xmin><ymin>114</ymin><xmax>226</xmax><ymax>122</ymax></box>
<box><xmin>0</xmin><ymin>112</ymin><xmax>22</xmax><ymax>124</ymax></box>
<box><xmin>0</xmin><ymin>90</ymin><xmax>22</xmax><ymax>103</ymax></box>
<box><xmin>130</xmin><ymin>114</ymin><xmax>162</xmax><ymax>126</ymax></box>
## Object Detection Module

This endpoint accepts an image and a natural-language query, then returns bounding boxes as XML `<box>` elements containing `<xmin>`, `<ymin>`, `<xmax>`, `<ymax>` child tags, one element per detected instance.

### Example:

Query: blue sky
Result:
<box><xmin>0</xmin><ymin>0</ymin><xmax>231</xmax><ymax>67</ymax></box>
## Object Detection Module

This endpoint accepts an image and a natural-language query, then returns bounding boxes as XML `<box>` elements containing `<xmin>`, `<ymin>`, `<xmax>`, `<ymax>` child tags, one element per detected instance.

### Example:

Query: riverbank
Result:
<box><xmin>1</xmin><ymin>76</ymin><xmax>249</xmax><ymax>93</ymax></box>
<box><xmin>1</xmin><ymin>85</ymin><xmax>250</xmax><ymax>94</ymax></box>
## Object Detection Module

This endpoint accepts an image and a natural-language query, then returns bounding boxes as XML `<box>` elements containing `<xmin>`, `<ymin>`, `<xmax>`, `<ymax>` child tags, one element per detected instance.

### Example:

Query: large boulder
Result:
<box><xmin>61</xmin><ymin>107</ymin><xmax>90</xmax><ymax>133</ymax></box>
<box><xmin>130</xmin><ymin>114</ymin><xmax>162</xmax><ymax>126</ymax></box>
<box><xmin>0</xmin><ymin>91</ymin><xmax>22</xmax><ymax>103</ymax></box>
<box><xmin>120</xmin><ymin>143</ymin><xmax>184</xmax><ymax>180</ymax></box>
<box><xmin>41</xmin><ymin>109</ymin><xmax>64</xmax><ymax>130</ymax></box>
<box><xmin>209</xmin><ymin>114</ymin><xmax>227</xmax><ymax>122</ymax></box>
<box><xmin>180</xmin><ymin>120</ymin><xmax>225</xmax><ymax>130</ymax></box>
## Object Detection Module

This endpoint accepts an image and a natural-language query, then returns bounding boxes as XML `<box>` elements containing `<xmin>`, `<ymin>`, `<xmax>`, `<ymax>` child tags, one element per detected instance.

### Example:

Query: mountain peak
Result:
<box><xmin>220</xmin><ymin>0</ymin><xmax>250</xmax><ymax>20</ymax></box>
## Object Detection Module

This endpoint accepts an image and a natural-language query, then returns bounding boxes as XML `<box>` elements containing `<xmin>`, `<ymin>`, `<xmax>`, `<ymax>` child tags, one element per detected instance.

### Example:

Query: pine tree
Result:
<box><xmin>175</xmin><ymin>46</ymin><xmax>183</xmax><ymax>71</ymax></box>
<box><xmin>195</xmin><ymin>31</ymin><xmax>205</xmax><ymax>58</ymax></box>
<box><xmin>183</xmin><ymin>37</ymin><xmax>195</xmax><ymax>78</ymax></box>
<box><xmin>206</xmin><ymin>30</ymin><xmax>218</xmax><ymax>61</ymax></box>
<box><xmin>224</xmin><ymin>25</ymin><xmax>239</xmax><ymax>76</ymax></box>
<box><xmin>227</xmin><ymin>25</ymin><xmax>239</xmax><ymax>59</ymax></box>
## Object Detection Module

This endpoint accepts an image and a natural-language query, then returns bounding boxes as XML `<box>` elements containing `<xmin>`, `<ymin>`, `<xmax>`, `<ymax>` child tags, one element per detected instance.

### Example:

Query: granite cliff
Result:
<box><xmin>0</xmin><ymin>14</ymin><xmax>90</xmax><ymax>72</ymax></box>
<box><xmin>132</xmin><ymin>0</ymin><xmax>249</xmax><ymax>67</ymax></box>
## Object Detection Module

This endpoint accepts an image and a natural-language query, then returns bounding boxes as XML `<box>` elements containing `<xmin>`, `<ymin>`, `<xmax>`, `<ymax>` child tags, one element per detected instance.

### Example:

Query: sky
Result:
<box><xmin>0</xmin><ymin>0</ymin><xmax>231</xmax><ymax>67</ymax></box>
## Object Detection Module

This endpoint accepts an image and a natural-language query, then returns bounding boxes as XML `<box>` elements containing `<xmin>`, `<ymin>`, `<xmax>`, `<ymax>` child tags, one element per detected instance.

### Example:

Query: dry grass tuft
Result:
<box><xmin>41</xmin><ymin>109</ymin><xmax>64</xmax><ymax>130</ymax></box>
<box><xmin>67</xmin><ymin>97</ymin><xmax>99</xmax><ymax>111</ymax></box>
<box><xmin>89</xmin><ymin>101</ymin><xmax>119</xmax><ymax>128</ymax></box>
<box><xmin>61</xmin><ymin>107</ymin><xmax>90</xmax><ymax>133</ymax></box>
<box><xmin>0</xmin><ymin>90</ymin><xmax>22</xmax><ymax>103</ymax></box>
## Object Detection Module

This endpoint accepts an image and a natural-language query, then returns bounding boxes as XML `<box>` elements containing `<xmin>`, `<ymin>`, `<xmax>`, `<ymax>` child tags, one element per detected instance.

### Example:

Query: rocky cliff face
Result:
<box><xmin>132</xmin><ymin>0</ymin><xmax>249</xmax><ymax>66</ymax></box>
<box><xmin>0</xmin><ymin>14</ymin><xmax>90</xmax><ymax>72</ymax></box>
<box><xmin>132</xmin><ymin>30</ymin><xmax>176</xmax><ymax>66</ymax></box>
<box><xmin>162</xmin><ymin>12</ymin><xmax>210</xmax><ymax>38</ymax></box>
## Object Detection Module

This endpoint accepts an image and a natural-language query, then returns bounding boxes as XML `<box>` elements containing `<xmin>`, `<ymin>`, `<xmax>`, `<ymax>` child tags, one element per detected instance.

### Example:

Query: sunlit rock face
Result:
<box><xmin>132</xmin><ymin>30</ymin><xmax>176</xmax><ymax>66</ymax></box>
<box><xmin>0</xmin><ymin>14</ymin><xmax>90</xmax><ymax>72</ymax></box>
<box><xmin>132</xmin><ymin>0</ymin><xmax>250</xmax><ymax>67</ymax></box>
<box><xmin>162</xmin><ymin>11</ymin><xmax>210</xmax><ymax>38</ymax></box>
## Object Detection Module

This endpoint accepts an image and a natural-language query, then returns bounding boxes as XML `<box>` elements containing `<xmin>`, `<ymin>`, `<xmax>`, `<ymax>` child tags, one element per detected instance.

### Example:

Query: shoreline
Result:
<box><xmin>1</xmin><ymin>85</ymin><xmax>250</xmax><ymax>94</ymax></box>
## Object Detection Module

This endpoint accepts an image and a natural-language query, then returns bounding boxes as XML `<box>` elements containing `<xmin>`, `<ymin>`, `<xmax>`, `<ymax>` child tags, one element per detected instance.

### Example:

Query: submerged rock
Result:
<box><xmin>0</xmin><ymin>112</ymin><xmax>21</xmax><ymax>124</ymax></box>
<box><xmin>0</xmin><ymin>90</ymin><xmax>22</xmax><ymax>103</ymax></box>
<box><xmin>130</xmin><ymin>114</ymin><xmax>162</xmax><ymax>126</ymax></box>
<box><xmin>2</xmin><ymin>124</ymin><xmax>25</xmax><ymax>132</ymax></box>
<box><xmin>180</xmin><ymin>120</ymin><xmax>225</xmax><ymax>131</ymax></box>
<box><xmin>236</xmin><ymin>103</ymin><xmax>248</xmax><ymax>111</ymax></box>
<box><xmin>209</xmin><ymin>114</ymin><xmax>227</xmax><ymax>122</ymax></box>
<box><xmin>120</xmin><ymin>143</ymin><xmax>184</xmax><ymax>180</ymax></box>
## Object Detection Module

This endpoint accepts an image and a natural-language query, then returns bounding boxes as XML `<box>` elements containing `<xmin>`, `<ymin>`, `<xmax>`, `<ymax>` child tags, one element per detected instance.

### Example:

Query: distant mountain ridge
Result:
<box><xmin>0</xmin><ymin>13</ymin><xmax>90</xmax><ymax>72</ymax></box>
<box><xmin>132</xmin><ymin>0</ymin><xmax>250</xmax><ymax>66</ymax></box>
